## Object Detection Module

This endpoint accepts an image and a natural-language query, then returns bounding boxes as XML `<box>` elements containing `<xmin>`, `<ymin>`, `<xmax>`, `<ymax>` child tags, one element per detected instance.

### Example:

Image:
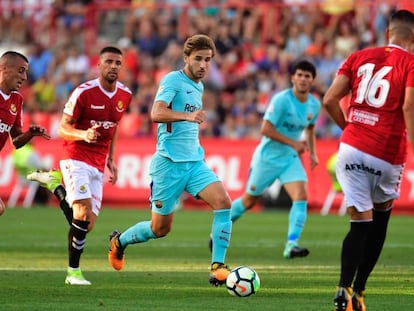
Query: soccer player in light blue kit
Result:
<box><xmin>230</xmin><ymin>60</ymin><xmax>320</xmax><ymax>259</ymax></box>
<box><xmin>108</xmin><ymin>34</ymin><xmax>233</xmax><ymax>286</ymax></box>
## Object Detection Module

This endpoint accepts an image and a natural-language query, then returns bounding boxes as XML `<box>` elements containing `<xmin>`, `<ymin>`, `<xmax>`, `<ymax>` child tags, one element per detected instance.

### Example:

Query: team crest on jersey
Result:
<box><xmin>116</xmin><ymin>101</ymin><xmax>125</xmax><ymax>112</ymax></box>
<box><xmin>66</xmin><ymin>100</ymin><xmax>74</xmax><ymax>110</ymax></box>
<box><xmin>307</xmin><ymin>113</ymin><xmax>313</xmax><ymax>120</ymax></box>
<box><xmin>79</xmin><ymin>184</ymin><xmax>87</xmax><ymax>194</ymax></box>
<box><xmin>9</xmin><ymin>103</ymin><xmax>17</xmax><ymax>115</ymax></box>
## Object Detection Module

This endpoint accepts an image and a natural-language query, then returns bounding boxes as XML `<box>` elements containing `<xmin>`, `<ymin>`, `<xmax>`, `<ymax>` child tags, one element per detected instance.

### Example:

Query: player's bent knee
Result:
<box><xmin>151</xmin><ymin>225</ymin><xmax>171</xmax><ymax>237</ymax></box>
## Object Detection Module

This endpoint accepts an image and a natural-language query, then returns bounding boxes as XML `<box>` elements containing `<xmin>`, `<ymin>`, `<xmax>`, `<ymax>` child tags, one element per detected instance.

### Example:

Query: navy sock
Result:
<box><xmin>353</xmin><ymin>209</ymin><xmax>391</xmax><ymax>291</ymax></box>
<box><xmin>339</xmin><ymin>221</ymin><xmax>372</xmax><ymax>287</ymax></box>
<box><xmin>68</xmin><ymin>219</ymin><xmax>89</xmax><ymax>268</ymax></box>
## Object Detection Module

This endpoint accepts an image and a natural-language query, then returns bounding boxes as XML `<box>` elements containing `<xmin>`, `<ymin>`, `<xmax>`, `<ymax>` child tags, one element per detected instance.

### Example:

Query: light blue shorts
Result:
<box><xmin>149</xmin><ymin>153</ymin><xmax>220</xmax><ymax>215</ymax></box>
<box><xmin>246</xmin><ymin>154</ymin><xmax>306</xmax><ymax>196</ymax></box>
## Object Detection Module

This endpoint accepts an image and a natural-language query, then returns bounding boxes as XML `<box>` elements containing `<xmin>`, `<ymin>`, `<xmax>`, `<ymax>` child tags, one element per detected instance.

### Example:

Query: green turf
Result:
<box><xmin>0</xmin><ymin>206</ymin><xmax>413</xmax><ymax>310</ymax></box>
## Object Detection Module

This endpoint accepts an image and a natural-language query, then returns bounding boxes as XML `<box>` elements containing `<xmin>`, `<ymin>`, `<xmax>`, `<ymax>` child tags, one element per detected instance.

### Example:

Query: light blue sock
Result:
<box><xmin>211</xmin><ymin>209</ymin><xmax>232</xmax><ymax>264</ymax></box>
<box><xmin>119</xmin><ymin>221</ymin><xmax>156</xmax><ymax>247</ymax></box>
<box><xmin>287</xmin><ymin>201</ymin><xmax>307</xmax><ymax>244</ymax></box>
<box><xmin>231</xmin><ymin>197</ymin><xmax>246</xmax><ymax>222</ymax></box>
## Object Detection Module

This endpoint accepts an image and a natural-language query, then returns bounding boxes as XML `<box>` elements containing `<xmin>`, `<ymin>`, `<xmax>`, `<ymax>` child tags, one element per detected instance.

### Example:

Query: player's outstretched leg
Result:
<box><xmin>27</xmin><ymin>169</ymin><xmax>73</xmax><ymax>224</ymax></box>
<box><xmin>27</xmin><ymin>169</ymin><xmax>62</xmax><ymax>192</ymax></box>
<box><xmin>108</xmin><ymin>230</ymin><xmax>125</xmax><ymax>271</ymax></box>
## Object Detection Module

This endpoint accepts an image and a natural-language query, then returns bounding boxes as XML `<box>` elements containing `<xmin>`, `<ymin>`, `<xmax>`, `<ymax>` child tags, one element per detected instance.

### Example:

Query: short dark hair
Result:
<box><xmin>0</xmin><ymin>51</ymin><xmax>28</xmax><ymax>63</ymax></box>
<box><xmin>292</xmin><ymin>60</ymin><xmax>317</xmax><ymax>79</ymax></box>
<box><xmin>183</xmin><ymin>34</ymin><xmax>216</xmax><ymax>57</ymax></box>
<box><xmin>388</xmin><ymin>9</ymin><xmax>414</xmax><ymax>41</ymax></box>
<box><xmin>100</xmin><ymin>46</ymin><xmax>123</xmax><ymax>56</ymax></box>
<box><xmin>390</xmin><ymin>9</ymin><xmax>414</xmax><ymax>25</ymax></box>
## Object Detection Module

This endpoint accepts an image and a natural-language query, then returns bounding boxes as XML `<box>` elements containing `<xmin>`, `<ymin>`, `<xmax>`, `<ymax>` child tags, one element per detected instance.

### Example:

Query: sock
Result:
<box><xmin>353</xmin><ymin>208</ymin><xmax>391</xmax><ymax>292</ymax></box>
<box><xmin>119</xmin><ymin>221</ymin><xmax>156</xmax><ymax>247</ymax></box>
<box><xmin>230</xmin><ymin>198</ymin><xmax>246</xmax><ymax>222</ymax></box>
<box><xmin>287</xmin><ymin>200</ymin><xmax>307</xmax><ymax>243</ymax></box>
<box><xmin>68</xmin><ymin>219</ymin><xmax>89</xmax><ymax>268</ymax></box>
<box><xmin>339</xmin><ymin>221</ymin><xmax>372</xmax><ymax>287</ymax></box>
<box><xmin>211</xmin><ymin>209</ymin><xmax>232</xmax><ymax>264</ymax></box>
<box><xmin>53</xmin><ymin>185</ymin><xmax>73</xmax><ymax>225</ymax></box>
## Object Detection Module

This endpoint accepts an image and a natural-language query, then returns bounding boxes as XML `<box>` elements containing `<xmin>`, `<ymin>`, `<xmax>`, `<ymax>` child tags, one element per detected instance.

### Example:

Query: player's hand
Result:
<box><xmin>106</xmin><ymin>158</ymin><xmax>118</xmax><ymax>184</ymax></box>
<box><xmin>187</xmin><ymin>110</ymin><xmax>207</xmax><ymax>124</ymax></box>
<box><xmin>84</xmin><ymin>124</ymin><xmax>101</xmax><ymax>143</ymax></box>
<box><xmin>292</xmin><ymin>140</ymin><xmax>308</xmax><ymax>154</ymax></box>
<box><xmin>0</xmin><ymin>197</ymin><xmax>5</xmax><ymax>216</ymax></box>
<box><xmin>29</xmin><ymin>125</ymin><xmax>51</xmax><ymax>140</ymax></box>
<box><xmin>310</xmin><ymin>154</ymin><xmax>319</xmax><ymax>170</ymax></box>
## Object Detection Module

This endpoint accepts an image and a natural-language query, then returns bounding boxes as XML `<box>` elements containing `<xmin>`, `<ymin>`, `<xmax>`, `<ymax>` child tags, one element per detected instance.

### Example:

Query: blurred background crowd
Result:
<box><xmin>0</xmin><ymin>0</ymin><xmax>402</xmax><ymax>140</ymax></box>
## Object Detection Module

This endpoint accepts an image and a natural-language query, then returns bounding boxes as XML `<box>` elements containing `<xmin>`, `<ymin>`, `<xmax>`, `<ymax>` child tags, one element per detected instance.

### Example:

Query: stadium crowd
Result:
<box><xmin>0</xmin><ymin>0</ymin><xmax>396</xmax><ymax>139</ymax></box>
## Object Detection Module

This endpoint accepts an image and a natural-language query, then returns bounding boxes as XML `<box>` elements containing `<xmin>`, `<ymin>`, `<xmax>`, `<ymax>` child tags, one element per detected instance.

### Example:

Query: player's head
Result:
<box><xmin>183</xmin><ymin>34</ymin><xmax>216</xmax><ymax>57</ymax></box>
<box><xmin>100</xmin><ymin>46</ymin><xmax>123</xmax><ymax>57</ymax></box>
<box><xmin>183</xmin><ymin>34</ymin><xmax>216</xmax><ymax>82</ymax></box>
<box><xmin>291</xmin><ymin>60</ymin><xmax>317</xmax><ymax>79</ymax></box>
<box><xmin>98</xmin><ymin>46</ymin><xmax>123</xmax><ymax>85</ymax></box>
<box><xmin>0</xmin><ymin>51</ymin><xmax>29</xmax><ymax>93</ymax></box>
<box><xmin>387</xmin><ymin>10</ymin><xmax>414</xmax><ymax>45</ymax></box>
<box><xmin>290</xmin><ymin>60</ymin><xmax>316</xmax><ymax>94</ymax></box>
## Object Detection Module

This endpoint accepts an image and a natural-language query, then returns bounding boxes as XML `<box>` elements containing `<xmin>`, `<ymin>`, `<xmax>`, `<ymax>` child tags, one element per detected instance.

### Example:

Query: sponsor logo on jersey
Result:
<box><xmin>349</xmin><ymin>109</ymin><xmax>379</xmax><ymax>126</ymax></box>
<box><xmin>116</xmin><ymin>101</ymin><xmax>124</xmax><ymax>112</ymax></box>
<box><xmin>184</xmin><ymin>103</ymin><xmax>200</xmax><ymax>112</ymax></box>
<box><xmin>282</xmin><ymin>121</ymin><xmax>306</xmax><ymax>132</ymax></box>
<box><xmin>91</xmin><ymin>104</ymin><xmax>105</xmax><ymax>109</ymax></box>
<box><xmin>91</xmin><ymin>120</ymin><xmax>117</xmax><ymax>129</ymax></box>
<box><xmin>9</xmin><ymin>103</ymin><xmax>17</xmax><ymax>115</ymax></box>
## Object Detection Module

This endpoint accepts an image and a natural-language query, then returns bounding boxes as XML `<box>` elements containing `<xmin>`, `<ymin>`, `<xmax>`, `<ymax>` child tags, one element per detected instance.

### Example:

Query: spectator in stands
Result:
<box><xmin>333</xmin><ymin>19</ymin><xmax>359</xmax><ymax>59</ymax></box>
<box><xmin>27</xmin><ymin>42</ymin><xmax>54</xmax><ymax>84</ymax></box>
<box><xmin>284</xmin><ymin>22</ymin><xmax>312</xmax><ymax>60</ymax></box>
<box><xmin>64</xmin><ymin>46</ymin><xmax>90</xmax><ymax>82</ymax></box>
<box><xmin>53</xmin><ymin>0</ymin><xmax>93</xmax><ymax>45</ymax></box>
<box><xmin>31</xmin><ymin>75</ymin><xmax>57</xmax><ymax>112</ymax></box>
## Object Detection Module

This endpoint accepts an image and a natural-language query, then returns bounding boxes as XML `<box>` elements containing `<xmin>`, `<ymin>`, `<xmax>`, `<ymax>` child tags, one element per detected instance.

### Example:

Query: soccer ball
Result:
<box><xmin>226</xmin><ymin>266</ymin><xmax>260</xmax><ymax>297</ymax></box>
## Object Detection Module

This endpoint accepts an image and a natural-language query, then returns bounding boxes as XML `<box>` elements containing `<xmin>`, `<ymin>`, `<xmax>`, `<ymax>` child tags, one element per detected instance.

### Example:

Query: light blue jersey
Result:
<box><xmin>154</xmin><ymin>70</ymin><xmax>204</xmax><ymax>162</ymax></box>
<box><xmin>245</xmin><ymin>88</ymin><xmax>321</xmax><ymax>195</ymax></box>
<box><xmin>252</xmin><ymin>88</ymin><xmax>321</xmax><ymax>164</ymax></box>
<box><xmin>150</xmin><ymin>70</ymin><xmax>220</xmax><ymax>215</ymax></box>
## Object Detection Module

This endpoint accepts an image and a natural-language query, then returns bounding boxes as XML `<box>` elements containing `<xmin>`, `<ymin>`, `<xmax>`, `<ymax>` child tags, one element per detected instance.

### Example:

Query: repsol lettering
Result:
<box><xmin>184</xmin><ymin>104</ymin><xmax>200</xmax><ymax>112</ymax></box>
<box><xmin>282</xmin><ymin>121</ymin><xmax>305</xmax><ymax>132</ymax></box>
<box><xmin>345</xmin><ymin>163</ymin><xmax>382</xmax><ymax>176</ymax></box>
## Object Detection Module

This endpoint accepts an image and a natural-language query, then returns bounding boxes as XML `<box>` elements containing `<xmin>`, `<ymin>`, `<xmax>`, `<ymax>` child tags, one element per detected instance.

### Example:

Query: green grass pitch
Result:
<box><xmin>0</xmin><ymin>206</ymin><xmax>413</xmax><ymax>310</ymax></box>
